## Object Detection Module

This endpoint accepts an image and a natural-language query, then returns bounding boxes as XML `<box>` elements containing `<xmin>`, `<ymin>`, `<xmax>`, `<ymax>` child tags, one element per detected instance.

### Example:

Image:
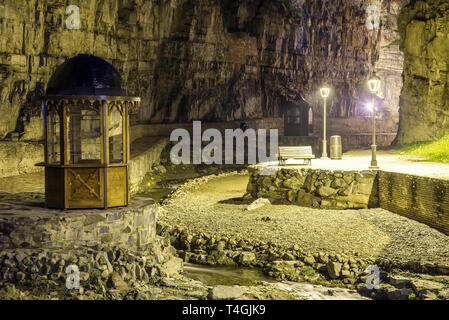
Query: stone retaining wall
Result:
<box><xmin>248</xmin><ymin>166</ymin><xmax>449</xmax><ymax>236</ymax></box>
<box><xmin>129</xmin><ymin>137</ymin><xmax>169</xmax><ymax>193</ymax></box>
<box><xmin>0</xmin><ymin>142</ymin><xmax>44</xmax><ymax>179</ymax></box>
<box><xmin>131</xmin><ymin>119</ymin><xmax>397</xmax><ymax>154</ymax></box>
<box><xmin>0</xmin><ymin>135</ymin><xmax>169</xmax><ymax>192</ymax></box>
<box><xmin>279</xmin><ymin>134</ymin><xmax>396</xmax><ymax>157</ymax></box>
<box><xmin>130</xmin><ymin>118</ymin><xmax>285</xmax><ymax>142</ymax></box>
<box><xmin>339</xmin><ymin>133</ymin><xmax>397</xmax><ymax>152</ymax></box>
<box><xmin>379</xmin><ymin>171</ymin><xmax>449</xmax><ymax>235</ymax></box>
<box><xmin>247</xmin><ymin>167</ymin><xmax>379</xmax><ymax>209</ymax></box>
<box><xmin>0</xmin><ymin>197</ymin><xmax>158</xmax><ymax>250</ymax></box>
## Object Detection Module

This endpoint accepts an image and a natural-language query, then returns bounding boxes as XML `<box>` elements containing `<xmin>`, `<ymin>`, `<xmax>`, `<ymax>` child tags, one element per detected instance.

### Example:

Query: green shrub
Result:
<box><xmin>408</xmin><ymin>292</ymin><xmax>417</xmax><ymax>300</ymax></box>
<box><xmin>161</xmin><ymin>142</ymin><xmax>175</xmax><ymax>162</ymax></box>
<box><xmin>301</xmin><ymin>266</ymin><xmax>316</xmax><ymax>277</ymax></box>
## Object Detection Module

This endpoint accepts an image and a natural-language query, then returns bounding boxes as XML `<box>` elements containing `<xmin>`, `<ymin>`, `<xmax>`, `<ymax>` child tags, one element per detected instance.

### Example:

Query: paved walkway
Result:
<box><xmin>257</xmin><ymin>149</ymin><xmax>449</xmax><ymax>180</ymax></box>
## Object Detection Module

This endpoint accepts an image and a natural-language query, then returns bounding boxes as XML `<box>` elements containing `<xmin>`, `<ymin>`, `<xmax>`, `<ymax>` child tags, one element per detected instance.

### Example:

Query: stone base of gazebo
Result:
<box><xmin>0</xmin><ymin>195</ymin><xmax>157</xmax><ymax>250</ymax></box>
<box><xmin>0</xmin><ymin>194</ymin><xmax>184</xmax><ymax>286</ymax></box>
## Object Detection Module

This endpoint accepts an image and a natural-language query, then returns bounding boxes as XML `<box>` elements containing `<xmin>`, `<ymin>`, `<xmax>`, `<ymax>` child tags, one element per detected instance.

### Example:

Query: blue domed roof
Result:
<box><xmin>45</xmin><ymin>54</ymin><xmax>127</xmax><ymax>96</ymax></box>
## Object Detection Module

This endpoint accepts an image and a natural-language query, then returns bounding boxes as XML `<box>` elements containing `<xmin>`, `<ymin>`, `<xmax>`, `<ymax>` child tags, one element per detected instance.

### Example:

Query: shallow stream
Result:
<box><xmin>183</xmin><ymin>263</ymin><xmax>370</xmax><ymax>300</ymax></box>
<box><xmin>183</xmin><ymin>263</ymin><xmax>275</xmax><ymax>286</ymax></box>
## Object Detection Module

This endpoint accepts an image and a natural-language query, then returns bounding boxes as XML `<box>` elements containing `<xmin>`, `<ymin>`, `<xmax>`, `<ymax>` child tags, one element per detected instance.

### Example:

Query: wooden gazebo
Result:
<box><xmin>38</xmin><ymin>54</ymin><xmax>140</xmax><ymax>209</ymax></box>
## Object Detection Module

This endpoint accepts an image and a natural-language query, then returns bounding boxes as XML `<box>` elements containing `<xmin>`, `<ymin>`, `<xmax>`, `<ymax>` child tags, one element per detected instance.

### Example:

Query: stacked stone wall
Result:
<box><xmin>247</xmin><ymin>167</ymin><xmax>379</xmax><ymax>209</ymax></box>
<box><xmin>0</xmin><ymin>197</ymin><xmax>158</xmax><ymax>249</ymax></box>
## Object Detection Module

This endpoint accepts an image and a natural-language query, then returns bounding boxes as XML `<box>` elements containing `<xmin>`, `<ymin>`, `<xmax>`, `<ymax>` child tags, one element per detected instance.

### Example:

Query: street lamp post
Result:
<box><xmin>367</xmin><ymin>74</ymin><xmax>381</xmax><ymax>169</ymax></box>
<box><xmin>320</xmin><ymin>85</ymin><xmax>330</xmax><ymax>159</ymax></box>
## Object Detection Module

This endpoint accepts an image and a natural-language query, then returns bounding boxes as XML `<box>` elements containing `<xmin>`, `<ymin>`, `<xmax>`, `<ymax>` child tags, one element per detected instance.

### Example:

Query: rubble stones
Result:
<box><xmin>246</xmin><ymin>198</ymin><xmax>271</xmax><ymax>211</ymax></box>
<box><xmin>107</xmin><ymin>272</ymin><xmax>129</xmax><ymax>291</ymax></box>
<box><xmin>239</xmin><ymin>252</ymin><xmax>256</xmax><ymax>266</ymax></box>
<box><xmin>410</xmin><ymin>279</ymin><xmax>445</xmax><ymax>292</ymax></box>
<box><xmin>208</xmin><ymin>286</ymin><xmax>247</xmax><ymax>300</ymax></box>
<box><xmin>327</xmin><ymin>262</ymin><xmax>343</xmax><ymax>280</ymax></box>
<box><xmin>0</xmin><ymin>239</ymin><xmax>181</xmax><ymax>287</ymax></box>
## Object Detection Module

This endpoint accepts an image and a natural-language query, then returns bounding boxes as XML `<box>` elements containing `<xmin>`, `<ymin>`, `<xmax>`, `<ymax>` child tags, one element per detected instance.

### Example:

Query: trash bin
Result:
<box><xmin>330</xmin><ymin>135</ymin><xmax>342</xmax><ymax>160</ymax></box>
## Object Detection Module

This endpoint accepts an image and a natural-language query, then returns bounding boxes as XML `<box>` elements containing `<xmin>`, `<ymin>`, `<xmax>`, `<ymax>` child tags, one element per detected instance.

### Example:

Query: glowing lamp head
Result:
<box><xmin>368</xmin><ymin>74</ymin><xmax>382</xmax><ymax>93</ymax></box>
<box><xmin>320</xmin><ymin>86</ymin><xmax>330</xmax><ymax>99</ymax></box>
<box><xmin>366</xmin><ymin>102</ymin><xmax>374</xmax><ymax>112</ymax></box>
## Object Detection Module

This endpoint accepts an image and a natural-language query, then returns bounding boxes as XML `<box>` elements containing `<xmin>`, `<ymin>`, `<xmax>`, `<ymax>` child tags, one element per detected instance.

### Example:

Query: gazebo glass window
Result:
<box><xmin>108</xmin><ymin>105</ymin><xmax>124</xmax><ymax>164</ymax></box>
<box><xmin>68</xmin><ymin>104</ymin><xmax>101</xmax><ymax>164</ymax></box>
<box><xmin>46</xmin><ymin>107</ymin><xmax>61</xmax><ymax>164</ymax></box>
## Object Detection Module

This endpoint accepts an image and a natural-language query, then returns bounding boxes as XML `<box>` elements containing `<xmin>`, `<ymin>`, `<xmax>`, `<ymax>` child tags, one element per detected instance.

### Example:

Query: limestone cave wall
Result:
<box><xmin>0</xmin><ymin>0</ymin><xmax>406</xmax><ymax>142</ymax></box>
<box><xmin>376</xmin><ymin>0</ymin><xmax>410</xmax><ymax>124</ymax></box>
<box><xmin>396</xmin><ymin>0</ymin><xmax>449</xmax><ymax>145</ymax></box>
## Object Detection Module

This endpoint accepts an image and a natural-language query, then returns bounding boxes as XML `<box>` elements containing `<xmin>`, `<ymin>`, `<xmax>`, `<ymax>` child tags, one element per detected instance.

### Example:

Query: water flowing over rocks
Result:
<box><xmin>158</xmin><ymin>215</ymin><xmax>449</xmax><ymax>300</ymax></box>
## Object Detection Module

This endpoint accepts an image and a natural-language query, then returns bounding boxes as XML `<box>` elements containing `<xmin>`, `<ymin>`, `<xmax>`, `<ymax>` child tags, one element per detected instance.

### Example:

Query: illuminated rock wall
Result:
<box><xmin>376</xmin><ymin>0</ymin><xmax>410</xmax><ymax>124</ymax></box>
<box><xmin>0</xmin><ymin>0</ymin><xmax>406</xmax><ymax>143</ymax></box>
<box><xmin>396</xmin><ymin>0</ymin><xmax>449</xmax><ymax>144</ymax></box>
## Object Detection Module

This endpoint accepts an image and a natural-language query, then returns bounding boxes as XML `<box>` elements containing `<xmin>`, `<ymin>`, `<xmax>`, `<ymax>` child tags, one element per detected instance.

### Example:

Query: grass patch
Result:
<box><xmin>398</xmin><ymin>134</ymin><xmax>449</xmax><ymax>163</ymax></box>
<box><xmin>408</xmin><ymin>292</ymin><xmax>417</xmax><ymax>300</ymax></box>
<box><xmin>160</xmin><ymin>142</ymin><xmax>174</xmax><ymax>162</ymax></box>
<box><xmin>300</xmin><ymin>266</ymin><xmax>316</xmax><ymax>277</ymax></box>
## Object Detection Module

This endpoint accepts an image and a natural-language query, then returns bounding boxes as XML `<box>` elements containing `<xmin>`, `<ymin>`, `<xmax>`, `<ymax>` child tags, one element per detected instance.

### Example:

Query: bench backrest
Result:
<box><xmin>278</xmin><ymin>146</ymin><xmax>314</xmax><ymax>158</ymax></box>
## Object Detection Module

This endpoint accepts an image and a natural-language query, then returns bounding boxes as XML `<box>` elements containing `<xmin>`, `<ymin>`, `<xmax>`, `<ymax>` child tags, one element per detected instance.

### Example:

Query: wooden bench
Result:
<box><xmin>278</xmin><ymin>146</ymin><xmax>315</xmax><ymax>165</ymax></box>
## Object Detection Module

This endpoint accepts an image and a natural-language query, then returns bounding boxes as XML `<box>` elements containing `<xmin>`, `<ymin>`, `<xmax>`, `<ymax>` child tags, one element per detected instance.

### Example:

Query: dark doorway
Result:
<box><xmin>283</xmin><ymin>97</ymin><xmax>311</xmax><ymax>137</ymax></box>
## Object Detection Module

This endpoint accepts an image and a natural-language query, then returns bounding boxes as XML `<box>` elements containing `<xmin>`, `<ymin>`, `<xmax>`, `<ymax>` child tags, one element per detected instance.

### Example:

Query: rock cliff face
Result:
<box><xmin>396</xmin><ymin>0</ymin><xmax>449</xmax><ymax>145</ymax></box>
<box><xmin>376</xmin><ymin>0</ymin><xmax>410</xmax><ymax>123</ymax></box>
<box><xmin>0</xmin><ymin>0</ymin><xmax>406</xmax><ymax>141</ymax></box>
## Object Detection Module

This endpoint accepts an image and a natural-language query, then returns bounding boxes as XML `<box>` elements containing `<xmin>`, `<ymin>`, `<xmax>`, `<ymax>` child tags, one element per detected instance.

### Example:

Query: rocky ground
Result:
<box><xmin>0</xmin><ymin>275</ymin><xmax>369</xmax><ymax>301</ymax></box>
<box><xmin>158</xmin><ymin>172</ymin><xmax>449</xmax><ymax>267</ymax></box>
<box><xmin>0</xmin><ymin>164</ymin><xmax>355</xmax><ymax>301</ymax></box>
<box><xmin>0</xmin><ymin>243</ymin><xmax>365</xmax><ymax>300</ymax></box>
<box><xmin>156</xmin><ymin>171</ymin><xmax>449</xmax><ymax>300</ymax></box>
<box><xmin>1</xmin><ymin>164</ymin><xmax>449</xmax><ymax>300</ymax></box>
